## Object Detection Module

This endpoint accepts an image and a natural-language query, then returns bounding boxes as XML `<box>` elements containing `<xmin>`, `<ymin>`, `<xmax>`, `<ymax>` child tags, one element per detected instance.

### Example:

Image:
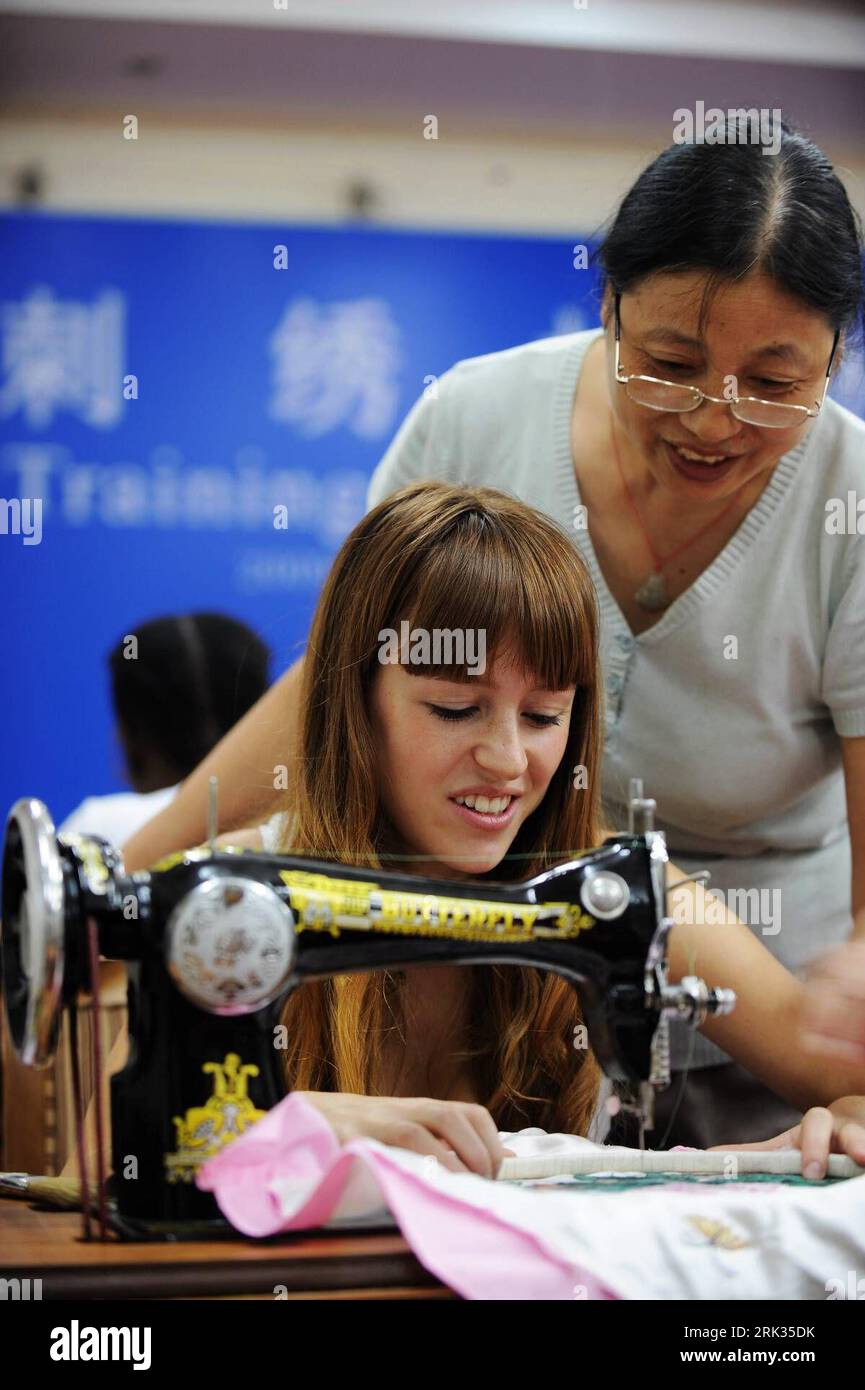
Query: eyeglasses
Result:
<box><xmin>613</xmin><ymin>293</ymin><xmax>839</xmax><ymax>429</ymax></box>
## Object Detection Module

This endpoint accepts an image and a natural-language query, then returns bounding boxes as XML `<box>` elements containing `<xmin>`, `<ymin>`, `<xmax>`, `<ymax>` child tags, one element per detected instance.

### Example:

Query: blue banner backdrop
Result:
<box><xmin>0</xmin><ymin>211</ymin><xmax>610</xmax><ymax>823</ymax></box>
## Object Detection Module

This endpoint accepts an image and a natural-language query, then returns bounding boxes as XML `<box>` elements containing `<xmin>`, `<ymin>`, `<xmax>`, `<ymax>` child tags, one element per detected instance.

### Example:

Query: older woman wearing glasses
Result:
<box><xmin>121</xmin><ymin>117</ymin><xmax>865</xmax><ymax>1148</ymax></box>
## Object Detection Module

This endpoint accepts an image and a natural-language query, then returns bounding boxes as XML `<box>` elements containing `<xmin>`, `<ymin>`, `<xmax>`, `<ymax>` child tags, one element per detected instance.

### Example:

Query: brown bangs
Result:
<box><xmin>374</xmin><ymin>498</ymin><xmax>596</xmax><ymax>692</ymax></box>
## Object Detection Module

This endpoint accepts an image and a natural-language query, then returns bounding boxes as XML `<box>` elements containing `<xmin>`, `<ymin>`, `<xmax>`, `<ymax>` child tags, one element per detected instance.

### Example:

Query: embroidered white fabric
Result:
<box><xmin>314</xmin><ymin>1128</ymin><xmax>865</xmax><ymax>1298</ymax></box>
<box><xmin>496</xmin><ymin>1128</ymin><xmax>862</xmax><ymax>1180</ymax></box>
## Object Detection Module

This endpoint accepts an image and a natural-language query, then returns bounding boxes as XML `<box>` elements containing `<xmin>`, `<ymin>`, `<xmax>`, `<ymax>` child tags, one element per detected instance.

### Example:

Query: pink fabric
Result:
<box><xmin>196</xmin><ymin>1093</ymin><xmax>618</xmax><ymax>1301</ymax></box>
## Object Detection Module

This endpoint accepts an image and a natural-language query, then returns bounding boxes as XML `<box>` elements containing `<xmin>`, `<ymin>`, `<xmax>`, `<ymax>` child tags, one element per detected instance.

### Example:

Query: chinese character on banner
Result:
<box><xmin>268</xmin><ymin>297</ymin><xmax>402</xmax><ymax>439</ymax></box>
<box><xmin>0</xmin><ymin>285</ymin><xmax>126</xmax><ymax>430</ymax></box>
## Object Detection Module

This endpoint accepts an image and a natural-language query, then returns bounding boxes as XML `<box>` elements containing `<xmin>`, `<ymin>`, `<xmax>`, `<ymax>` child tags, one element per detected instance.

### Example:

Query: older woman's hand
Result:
<box><xmin>799</xmin><ymin>941</ymin><xmax>865</xmax><ymax>1067</ymax></box>
<box><xmin>710</xmin><ymin>1096</ymin><xmax>865</xmax><ymax>1179</ymax></box>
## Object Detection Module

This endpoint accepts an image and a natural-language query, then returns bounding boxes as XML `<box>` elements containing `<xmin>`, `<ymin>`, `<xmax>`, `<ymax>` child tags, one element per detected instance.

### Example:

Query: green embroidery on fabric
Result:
<box><xmin>503</xmin><ymin>1172</ymin><xmax>847</xmax><ymax>1192</ymax></box>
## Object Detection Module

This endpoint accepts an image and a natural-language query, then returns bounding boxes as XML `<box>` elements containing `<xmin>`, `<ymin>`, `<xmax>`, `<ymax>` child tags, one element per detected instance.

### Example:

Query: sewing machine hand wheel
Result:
<box><xmin>1</xmin><ymin>798</ymin><xmax>68</xmax><ymax>1067</ymax></box>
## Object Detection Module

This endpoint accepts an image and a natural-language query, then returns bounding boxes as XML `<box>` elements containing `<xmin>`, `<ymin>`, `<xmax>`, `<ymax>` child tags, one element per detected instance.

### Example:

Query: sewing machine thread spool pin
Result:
<box><xmin>667</xmin><ymin>869</ymin><xmax>713</xmax><ymax>899</ymax></box>
<box><xmin>627</xmin><ymin>777</ymin><xmax>656</xmax><ymax>835</ymax></box>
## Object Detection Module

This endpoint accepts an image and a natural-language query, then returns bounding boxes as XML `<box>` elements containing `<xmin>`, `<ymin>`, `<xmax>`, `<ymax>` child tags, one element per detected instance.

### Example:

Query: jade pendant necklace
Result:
<box><xmin>608</xmin><ymin>416</ymin><xmax>744</xmax><ymax>612</ymax></box>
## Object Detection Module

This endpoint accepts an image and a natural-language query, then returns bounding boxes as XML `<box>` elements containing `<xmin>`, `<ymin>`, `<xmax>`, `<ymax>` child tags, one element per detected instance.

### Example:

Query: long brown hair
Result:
<box><xmin>275</xmin><ymin>481</ymin><xmax>605</xmax><ymax>1135</ymax></box>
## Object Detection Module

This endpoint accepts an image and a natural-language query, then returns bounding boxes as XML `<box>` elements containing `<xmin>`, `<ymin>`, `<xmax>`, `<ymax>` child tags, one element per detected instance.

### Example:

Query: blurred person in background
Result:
<box><xmin>60</xmin><ymin>612</ymin><xmax>272</xmax><ymax>848</ymax></box>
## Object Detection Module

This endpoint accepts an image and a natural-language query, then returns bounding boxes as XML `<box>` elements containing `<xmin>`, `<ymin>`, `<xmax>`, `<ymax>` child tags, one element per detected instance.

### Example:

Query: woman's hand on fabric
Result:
<box><xmin>709</xmin><ymin>1096</ymin><xmax>865</xmax><ymax>1179</ymax></box>
<box><xmin>296</xmin><ymin>1092</ymin><xmax>515</xmax><ymax>1178</ymax></box>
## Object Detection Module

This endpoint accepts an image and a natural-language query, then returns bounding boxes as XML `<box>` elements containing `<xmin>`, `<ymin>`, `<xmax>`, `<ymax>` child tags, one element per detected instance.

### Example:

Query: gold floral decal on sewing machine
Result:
<box><xmin>59</xmin><ymin>833</ymin><xmax>111</xmax><ymax>894</ymax></box>
<box><xmin>277</xmin><ymin>869</ymin><xmax>595</xmax><ymax>943</ymax></box>
<box><xmin>164</xmin><ymin>1053</ymin><xmax>266</xmax><ymax>1183</ymax></box>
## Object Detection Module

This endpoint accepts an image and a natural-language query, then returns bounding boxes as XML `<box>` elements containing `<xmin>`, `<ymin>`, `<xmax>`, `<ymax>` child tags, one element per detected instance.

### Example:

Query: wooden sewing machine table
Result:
<box><xmin>0</xmin><ymin>1200</ymin><xmax>456</xmax><ymax>1300</ymax></box>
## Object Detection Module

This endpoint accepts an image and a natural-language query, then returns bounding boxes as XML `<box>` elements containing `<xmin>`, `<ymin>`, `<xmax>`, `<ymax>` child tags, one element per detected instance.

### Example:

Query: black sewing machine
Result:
<box><xmin>0</xmin><ymin>779</ymin><xmax>734</xmax><ymax>1235</ymax></box>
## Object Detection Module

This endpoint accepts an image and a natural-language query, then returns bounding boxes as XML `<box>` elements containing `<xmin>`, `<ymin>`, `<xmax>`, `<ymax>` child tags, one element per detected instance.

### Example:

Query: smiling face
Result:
<box><xmin>369</xmin><ymin>649</ymin><xmax>576</xmax><ymax>880</ymax></box>
<box><xmin>603</xmin><ymin>270</ymin><xmax>838</xmax><ymax>505</ymax></box>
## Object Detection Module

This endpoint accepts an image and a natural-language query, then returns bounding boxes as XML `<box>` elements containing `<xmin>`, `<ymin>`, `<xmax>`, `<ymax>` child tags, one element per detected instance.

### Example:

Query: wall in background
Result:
<box><xmin>1</xmin><ymin>111</ymin><xmax>863</xmax><ymax>232</ymax></box>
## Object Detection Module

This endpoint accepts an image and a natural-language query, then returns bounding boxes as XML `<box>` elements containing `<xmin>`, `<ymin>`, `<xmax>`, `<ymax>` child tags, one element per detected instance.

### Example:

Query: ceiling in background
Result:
<box><xmin>1</xmin><ymin>4</ymin><xmax>863</xmax><ymax>144</ymax></box>
<box><xmin>4</xmin><ymin>0</ymin><xmax>865</xmax><ymax>68</ymax></box>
